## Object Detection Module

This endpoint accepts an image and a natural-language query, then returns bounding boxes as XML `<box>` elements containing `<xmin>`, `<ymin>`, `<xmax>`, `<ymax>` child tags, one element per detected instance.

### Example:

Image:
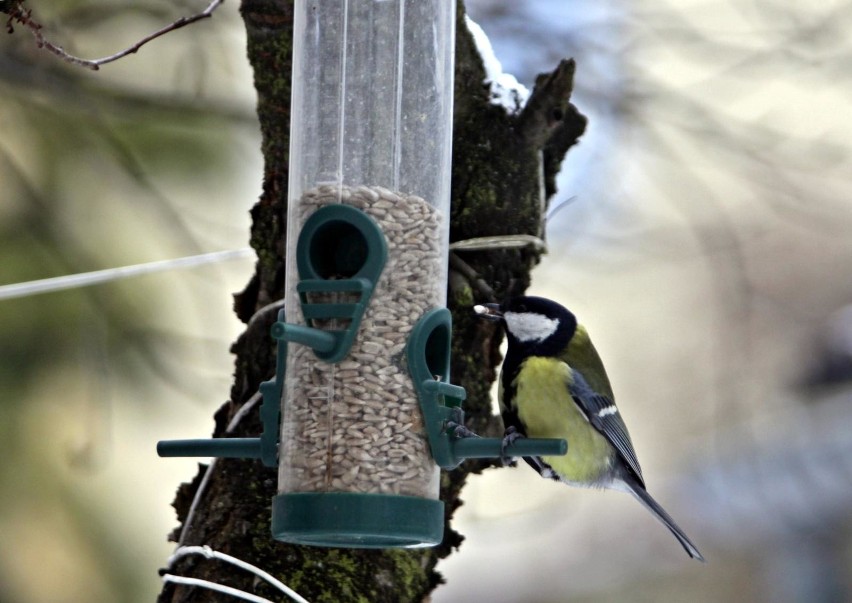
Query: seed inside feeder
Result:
<box><xmin>279</xmin><ymin>184</ymin><xmax>444</xmax><ymax>499</ymax></box>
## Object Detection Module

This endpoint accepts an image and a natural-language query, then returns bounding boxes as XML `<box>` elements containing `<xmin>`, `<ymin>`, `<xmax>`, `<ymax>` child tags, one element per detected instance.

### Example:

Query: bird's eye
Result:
<box><xmin>517</xmin><ymin>304</ymin><xmax>527</xmax><ymax>312</ymax></box>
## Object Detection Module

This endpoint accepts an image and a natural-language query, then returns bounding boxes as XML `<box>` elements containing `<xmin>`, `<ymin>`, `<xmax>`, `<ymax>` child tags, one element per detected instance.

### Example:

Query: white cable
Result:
<box><xmin>226</xmin><ymin>390</ymin><xmax>265</xmax><ymax>434</ymax></box>
<box><xmin>177</xmin><ymin>301</ymin><xmax>287</xmax><ymax>544</ymax></box>
<box><xmin>168</xmin><ymin>306</ymin><xmax>299</xmax><ymax>601</ymax></box>
<box><xmin>177</xmin><ymin>458</ymin><xmax>218</xmax><ymax>547</ymax></box>
<box><xmin>162</xmin><ymin>574</ymin><xmax>275</xmax><ymax>603</ymax></box>
<box><xmin>0</xmin><ymin>248</ymin><xmax>255</xmax><ymax>300</ymax></box>
<box><xmin>449</xmin><ymin>234</ymin><xmax>546</xmax><ymax>252</ymax></box>
<box><xmin>247</xmin><ymin>299</ymin><xmax>287</xmax><ymax>332</ymax></box>
<box><xmin>168</xmin><ymin>546</ymin><xmax>310</xmax><ymax>603</ymax></box>
<box><xmin>178</xmin><ymin>391</ymin><xmax>263</xmax><ymax>546</ymax></box>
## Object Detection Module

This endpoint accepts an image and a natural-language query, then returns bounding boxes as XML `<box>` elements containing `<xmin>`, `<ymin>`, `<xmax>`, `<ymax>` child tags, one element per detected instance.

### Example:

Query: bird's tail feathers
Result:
<box><xmin>624</xmin><ymin>478</ymin><xmax>705</xmax><ymax>562</ymax></box>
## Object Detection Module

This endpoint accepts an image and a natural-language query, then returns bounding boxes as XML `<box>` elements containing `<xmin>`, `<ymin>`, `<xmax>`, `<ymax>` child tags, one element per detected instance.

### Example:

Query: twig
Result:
<box><xmin>448</xmin><ymin>252</ymin><xmax>496</xmax><ymax>301</ymax></box>
<box><xmin>4</xmin><ymin>0</ymin><xmax>224</xmax><ymax>71</ymax></box>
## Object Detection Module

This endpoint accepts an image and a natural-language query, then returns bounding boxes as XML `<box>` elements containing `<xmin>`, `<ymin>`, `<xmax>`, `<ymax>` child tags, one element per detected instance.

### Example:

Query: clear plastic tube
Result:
<box><xmin>280</xmin><ymin>0</ymin><xmax>455</xmax><ymax>500</ymax></box>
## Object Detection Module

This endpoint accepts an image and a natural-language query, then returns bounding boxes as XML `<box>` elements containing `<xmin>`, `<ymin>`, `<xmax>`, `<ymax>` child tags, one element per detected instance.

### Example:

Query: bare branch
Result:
<box><xmin>4</xmin><ymin>0</ymin><xmax>224</xmax><ymax>71</ymax></box>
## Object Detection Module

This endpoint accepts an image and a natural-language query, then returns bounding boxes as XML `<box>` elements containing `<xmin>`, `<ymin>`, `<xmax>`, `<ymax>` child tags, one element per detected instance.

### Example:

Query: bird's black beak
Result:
<box><xmin>473</xmin><ymin>303</ymin><xmax>503</xmax><ymax>322</ymax></box>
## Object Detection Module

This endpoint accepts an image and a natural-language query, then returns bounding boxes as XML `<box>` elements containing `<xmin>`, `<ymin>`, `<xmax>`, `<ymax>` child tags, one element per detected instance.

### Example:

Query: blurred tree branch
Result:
<box><xmin>2</xmin><ymin>0</ymin><xmax>223</xmax><ymax>70</ymax></box>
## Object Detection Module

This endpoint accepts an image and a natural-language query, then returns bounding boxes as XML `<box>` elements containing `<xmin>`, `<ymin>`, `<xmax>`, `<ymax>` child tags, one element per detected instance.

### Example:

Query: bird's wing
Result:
<box><xmin>567</xmin><ymin>369</ymin><xmax>645</xmax><ymax>486</ymax></box>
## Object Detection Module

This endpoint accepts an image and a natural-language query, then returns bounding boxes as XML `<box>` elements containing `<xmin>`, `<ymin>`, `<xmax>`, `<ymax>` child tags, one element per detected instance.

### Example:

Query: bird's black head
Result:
<box><xmin>475</xmin><ymin>295</ymin><xmax>578</xmax><ymax>358</ymax></box>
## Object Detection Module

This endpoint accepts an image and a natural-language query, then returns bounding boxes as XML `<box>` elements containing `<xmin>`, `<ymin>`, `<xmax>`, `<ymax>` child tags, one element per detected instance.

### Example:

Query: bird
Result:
<box><xmin>474</xmin><ymin>295</ymin><xmax>705</xmax><ymax>561</ymax></box>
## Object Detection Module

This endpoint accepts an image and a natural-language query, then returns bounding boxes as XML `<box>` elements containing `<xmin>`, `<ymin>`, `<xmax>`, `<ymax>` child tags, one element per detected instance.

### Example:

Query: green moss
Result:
<box><xmin>451</xmin><ymin>281</ymin><xmax>474</xmax><ymax>308</ymax></box>
<box><xmin>265</xmin><ymin>547</ymin><xmax>429</xmax><ymax>603</ymax></box>
<box><xmin>242</xmin><ymin>1</ymin><xmax>294</xmax><ymax>167</ymax></box>
<box><xmin>287</xmin><ymin>549</ymin><xmax>360</xmax><ymax>603</ymax></box>
<box><xmin>384</xmin><ymin>550</ymin><xmax>429</xmax><ymax>601</ymax></box>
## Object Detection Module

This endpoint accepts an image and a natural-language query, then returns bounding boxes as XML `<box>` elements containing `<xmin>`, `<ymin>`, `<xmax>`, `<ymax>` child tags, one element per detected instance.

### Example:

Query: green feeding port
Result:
<box><xmin>157</xmin><ymin>308</ymin><xmax>288</xmax><ymax>468</ymax></box>
<box><xmin>298</xmin><ymin>204</ymin><xmax>385</xmax><ymax>280</ymax></box>
<box><xmin>293</xmin><ymin>204</ymin><xmax>387</xmax><ymax>363</ymax></box>
<box><xmin>407</xmin><ymin>309</ymin><xmax>568</xmax><ymax>471</ymax></box>
<box><xmin>303</xmin><ymin>218</ymin><xmax>368</xmax><ymax>278</ymax></box>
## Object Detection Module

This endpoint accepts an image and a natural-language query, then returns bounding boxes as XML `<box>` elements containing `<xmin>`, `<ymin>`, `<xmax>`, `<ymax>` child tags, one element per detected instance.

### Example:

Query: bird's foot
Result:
<box><xmin>444</xmin><ymin>407</ymin><xmax>480</xmax><ymax>439</ymax></box>
<box><xmin>500</xmin><ymin>426</ymin><xmax>524</xmax><ymax>466</ymax></box>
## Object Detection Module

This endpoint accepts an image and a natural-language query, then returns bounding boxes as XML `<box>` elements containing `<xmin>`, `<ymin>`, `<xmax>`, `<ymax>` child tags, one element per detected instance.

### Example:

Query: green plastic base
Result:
<box><xmin>272</xmin><ymin>492</ymin><xmax>444</xmax><ymax>549</ymax></box>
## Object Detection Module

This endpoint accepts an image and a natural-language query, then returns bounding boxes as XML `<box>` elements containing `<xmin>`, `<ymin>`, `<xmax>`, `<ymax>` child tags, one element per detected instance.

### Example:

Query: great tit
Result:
<box><xmin>475</xmin><ymin>296</ymin><xmax>704</xmax><ymax>561</ymax></box>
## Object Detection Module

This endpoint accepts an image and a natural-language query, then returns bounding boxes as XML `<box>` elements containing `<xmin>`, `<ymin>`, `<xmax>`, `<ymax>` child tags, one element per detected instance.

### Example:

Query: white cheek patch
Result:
<box><xmin>503</xmin><ymin>311</ymin><xmax>559</xmax><ymax>342</ymax></box>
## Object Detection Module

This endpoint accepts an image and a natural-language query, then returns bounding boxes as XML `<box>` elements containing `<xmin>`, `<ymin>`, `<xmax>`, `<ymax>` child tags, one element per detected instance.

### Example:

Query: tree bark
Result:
<box><xmin>158</xmin><ymin>2</ymin><xmax>585</xmax><ymax>601</ymax></box>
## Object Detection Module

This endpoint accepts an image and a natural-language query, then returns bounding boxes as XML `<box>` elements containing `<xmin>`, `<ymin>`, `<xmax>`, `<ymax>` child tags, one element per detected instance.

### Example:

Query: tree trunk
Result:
<box><xmin>158</xmin><ymin>1</ymin><xmax>585</xmax><ymax>601</ymax></box>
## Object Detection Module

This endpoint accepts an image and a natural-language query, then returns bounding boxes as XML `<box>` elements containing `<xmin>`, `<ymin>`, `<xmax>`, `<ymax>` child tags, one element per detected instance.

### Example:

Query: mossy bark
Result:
<box><xmin>158</xmin><ymin>2</ymin><xmax>585</xmax><ymax>601</ymax></box>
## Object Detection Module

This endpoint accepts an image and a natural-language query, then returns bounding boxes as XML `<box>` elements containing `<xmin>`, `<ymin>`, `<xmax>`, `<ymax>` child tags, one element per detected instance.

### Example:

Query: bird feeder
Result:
<box><xmin>158</xmin><ymin>0</ymin><xmax>566</xmax><ymax>549</ymax></box>
<box><xmin>274</xmin><ymin>0</ymin><xmax>456</xmax><ymax>547</ymax></box>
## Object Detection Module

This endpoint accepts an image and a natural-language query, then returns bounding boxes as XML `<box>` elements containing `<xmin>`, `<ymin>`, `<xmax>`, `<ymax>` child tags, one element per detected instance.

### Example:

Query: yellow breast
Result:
<box><xmin>512</xmin><ymin>356</ymin><xmax>613</xmax><ymax>484</ymax></box>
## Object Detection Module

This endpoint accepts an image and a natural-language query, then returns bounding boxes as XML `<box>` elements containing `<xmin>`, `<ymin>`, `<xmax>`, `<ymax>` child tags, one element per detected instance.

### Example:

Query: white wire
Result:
<box><xmin>449</xmin><ymin>234</ymin><xmax>546</xmax><ymax>252</ymax></box>
<box><xmin>178</xmin><ymin>391</ymin><xmax>263</xmax><ymax>546</ymax></box>
<box><xmin>177</xmin><ymin>300</ymin><xmax>288</xmax><ymax>544</ymax></box>
<box><xmin>227</xmin><ymin>390</ymin><xmax>265</xmax><ymax>434</ymax></box>
<box><xmin>177</xmin><ymin>458</ymin><xmax>218</xmax><ymax>546</ymax></box>
<box><xmin>166</xmin><ymin>304</ymin><xmax>301</xmax><ymax>601</ymax></box>
<box><xmin>167</xmin><ymin>546</ymin><xmax>310</xmax><ymax>603</ymax></box>
<box><xmin>162</xmin><ymin>574</ymin><xmax>276</xmax><ymax>603</ymax></box>
<box><xmin>0</xmin><ymin>248</ymin><xmax>255</xmax><ymax>300</ymax></box>
<box><xmin>247</xmin><ymin>299</ymin><xmax>287</xmax><ymax>332</ymax></box>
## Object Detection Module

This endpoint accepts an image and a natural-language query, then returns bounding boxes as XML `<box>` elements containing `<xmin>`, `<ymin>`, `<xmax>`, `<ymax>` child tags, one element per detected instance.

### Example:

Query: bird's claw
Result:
<box><xmin>500</xmin><ymin>426</ymin><xmax>524</xmax><ymax>466</ymax></box>
<box><xmin>444</xmin><ymin>407</ymin><xmax>480</xmax><ymax>439</ymax></box>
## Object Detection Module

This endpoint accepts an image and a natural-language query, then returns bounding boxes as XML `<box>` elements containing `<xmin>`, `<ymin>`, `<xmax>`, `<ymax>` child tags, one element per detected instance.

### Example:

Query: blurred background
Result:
<box><xmin>2</xmin><ymin>1</ymin><xmax>852</xmax><ymax>602</ymax></box>
<box><xmin>0</xmin><ymin>2</ymin><xmax>259</xmax><ymax>601</ymax></box>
